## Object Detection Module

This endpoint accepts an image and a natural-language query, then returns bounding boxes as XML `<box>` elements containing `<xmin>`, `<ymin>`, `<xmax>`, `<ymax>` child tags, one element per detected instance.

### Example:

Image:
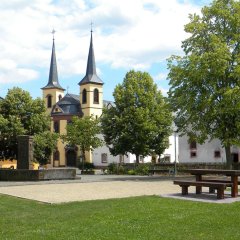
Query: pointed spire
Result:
<box><xmin>42</xmin><ymin>35</ymin><xmax>65</xmax><ymax>90</ymax></box>
<box><xmin>79</xmin><ymin>29</ymin><xmax>103</xmax><ymax>86</ymax></box>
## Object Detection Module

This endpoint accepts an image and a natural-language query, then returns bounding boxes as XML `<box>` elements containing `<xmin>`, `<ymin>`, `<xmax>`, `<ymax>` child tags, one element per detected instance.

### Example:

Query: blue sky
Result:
<box><xmin>0</xmin><ymin>0</ymin><xmax>211</xmax><ymax>101</ymax></box>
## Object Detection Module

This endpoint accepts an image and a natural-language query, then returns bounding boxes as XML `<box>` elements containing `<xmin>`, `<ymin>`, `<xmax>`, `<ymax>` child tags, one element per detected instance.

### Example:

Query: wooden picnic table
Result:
<box><xmin>184</xmin><ymin>169</ymin><xmax>240</xmax><ymax>198</ymax></box>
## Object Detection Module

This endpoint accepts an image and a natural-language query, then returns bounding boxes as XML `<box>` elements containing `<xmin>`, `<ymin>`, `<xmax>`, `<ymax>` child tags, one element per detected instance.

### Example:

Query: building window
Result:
<box><xmin>82</xmin><ymin>89</ymin><xmax>87</xmax><ymax>104</ymax></box>
<box><xmin>93</xmin><ymin>88</ymin><xmax>99</xmax><ymax>104</ymax></box>
<box><xmin>139</xmin><ymin>155</ymin><xmax>144</xmax><ymax>163</ymax></box>
<box><xmin>214</xmin><ymin>150</ymin><xmax>221</xmax><ymax>158</ymax></box>
<box><xmin>54</xmin><ymin>150</ymin><xmax>60</xmax><ymax>161</ymax></box>
<box><xmin>101</xmin><ymin>153</ymin><xmax>108</xmax><ymax>163</ymax></box>
<box><xmin>190</xmin><ymin>151</ymin><xmax>197</xmax><ymax>158</ymax></box>
<box><xmin>54</xmin><ymin>121</ymin><xmax>60</xmax><ymax>133</ymax></box>
<box><xmin>232</xmin><ymin>153</ymin><xmax>239</xmax><ymax>163</ymax></box>
<box><xmin>163</xmin><ymin>154</ymin><xmax>171</xmax><ymax>163</ymax></box>
<box><xmin>119</xmin><ymin>155</ymin><xmax>124</xmax><ymax>163</ymax></box>
<box><xmin>58</xmin><ymin>94</ymin><xmax>62</xmax><ymax>101</ymax></box>
<box><xmin>47</xmin><ymin>95</ymin><xmax>52</xmax><ymax>108</ymax></box>
<box><xmin>190</xmin><ymin>140</ymin><xmax>197</xmax><ymax>149</ymax></box>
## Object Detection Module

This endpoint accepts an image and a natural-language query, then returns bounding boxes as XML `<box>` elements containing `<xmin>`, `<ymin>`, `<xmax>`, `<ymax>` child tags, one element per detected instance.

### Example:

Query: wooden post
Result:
<box><xmin>231</xmin><ymin>175</ymin><xmax>238</xmax><ymax>197</ymax></box>
<box><xmin>182</xmin><ymin>185</ymin><xmax>188</xmax><ymax>195</ymax></box>
<box><xmin>196</xmin><ymin>174</ymin><xmax>202</xmax><ymax>194</ymax></box>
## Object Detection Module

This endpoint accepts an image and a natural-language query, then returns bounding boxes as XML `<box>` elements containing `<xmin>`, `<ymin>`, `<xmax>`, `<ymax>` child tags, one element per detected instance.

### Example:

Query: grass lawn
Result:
<box><xmin>0</xmin><ymin>195</ymin><xmax>240</xmax><ymax>240</ymax></box>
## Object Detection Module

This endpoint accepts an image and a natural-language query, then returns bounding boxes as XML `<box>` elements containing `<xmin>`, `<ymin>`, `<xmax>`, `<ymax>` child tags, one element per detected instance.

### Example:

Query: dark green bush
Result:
<box><xmin>79</xmin><ymin>162</ymin><xmax>95</xmax><ymax>170</ymax></box>
<box><xmin>135</xmin><ymin>164</ymin><xmax>151</xmax><ymax>175</ymax></box>
<box><xmin>107</xmin><ymin>163</ymin><xmax>151</xmax><ymax>175</ymax></box>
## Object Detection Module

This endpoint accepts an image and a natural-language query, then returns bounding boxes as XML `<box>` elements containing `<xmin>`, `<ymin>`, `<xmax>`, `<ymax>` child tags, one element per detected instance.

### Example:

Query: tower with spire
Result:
<box><xmin>42</xmin><ymin>32</ymin><xmax>65</xmax><ymax>114</ymax></box>
<box><xmin>79</xmin><ymin>29</ymin><xmax>104</xmax><ymax>118</ymax></box>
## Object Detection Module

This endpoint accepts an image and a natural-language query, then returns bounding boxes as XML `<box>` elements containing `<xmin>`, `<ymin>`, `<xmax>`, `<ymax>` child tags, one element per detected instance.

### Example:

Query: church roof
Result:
<box><xmin>42</xmin><ymin>39</ymin><xmax>65</xmax><ymax>90</ymax></box>
<box><xmin>51</xmin><ymin>93</ymin><xmax>113</xmax><ymax>116</ymax></box>
<box><xmin>51</xmin><ymin>93</ymin><xmax>81</xmax><ymax>116</ymax></box>
<box><xmin>79</xmin><ymin>32</ymin><xmax>103</xmax><ymax>86</ymax></box>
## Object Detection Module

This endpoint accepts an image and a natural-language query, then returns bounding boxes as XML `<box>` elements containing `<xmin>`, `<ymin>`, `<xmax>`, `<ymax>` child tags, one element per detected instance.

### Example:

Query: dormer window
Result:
<box><xmin>47</xmin><ymin>95</ymin><xmax>52</xmax><ymax>108</ymax></box>
<box><xmin>82</xmin><ymin>89</ymin><xmax>87</xmax><ymax>104</ymax></box>
<box><xmin>94</xmin><ymin>88</ymin><xmax>99</xmax><ymax>104</ymax></box>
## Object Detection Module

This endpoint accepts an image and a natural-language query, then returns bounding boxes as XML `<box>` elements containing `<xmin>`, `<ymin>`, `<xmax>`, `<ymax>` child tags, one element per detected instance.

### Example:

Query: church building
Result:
<box><xmin>41</xmin><ymin>31</ymin><xmax>106</xmax><ymax>167</ymax></box>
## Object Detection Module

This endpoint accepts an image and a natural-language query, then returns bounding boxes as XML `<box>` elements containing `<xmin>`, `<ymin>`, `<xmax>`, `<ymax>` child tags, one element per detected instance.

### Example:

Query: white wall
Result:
<box><xmin>92</xmin><ymin>133</ymin><xmax>179</xmax><ymax>166</ymax></box>
<box><xmin>162</xmin><ymin>134</ymin><xmax>179</xmax><ymax>163</ymax></box>
<box><xmin>178</xmin><ymin>135</ymin><xmax>226</xmax><ymax>163</ymax></box>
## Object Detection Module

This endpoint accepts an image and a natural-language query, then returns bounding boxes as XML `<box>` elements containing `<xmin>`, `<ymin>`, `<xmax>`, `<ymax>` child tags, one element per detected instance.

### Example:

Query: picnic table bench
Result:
<box><xmin>174</xmin><ymin>180</ymin><xmax>233</xmax><ymax>199</ymax></box>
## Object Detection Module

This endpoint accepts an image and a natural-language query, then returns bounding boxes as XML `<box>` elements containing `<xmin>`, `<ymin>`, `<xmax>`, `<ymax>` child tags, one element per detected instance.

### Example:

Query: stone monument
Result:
<box><xmin>17</xmin><ymin>135</ymin><xmax>34</xmax><ymax>170</ymax></box>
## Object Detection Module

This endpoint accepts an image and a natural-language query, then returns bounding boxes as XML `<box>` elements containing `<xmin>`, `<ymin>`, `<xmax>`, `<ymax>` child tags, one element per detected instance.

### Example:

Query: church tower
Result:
<box><xmin>42</xmin><ymin>34</ymin><xmax>65</xmax><ymax>115</ymax></box>
<box><xmin>79</xmin><ymin>30</ymin><xmax>104</xmax><ymax>118</ymax></box>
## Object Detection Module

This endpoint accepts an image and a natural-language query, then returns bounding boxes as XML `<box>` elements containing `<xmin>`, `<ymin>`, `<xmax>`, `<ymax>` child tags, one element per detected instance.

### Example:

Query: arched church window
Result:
<box><xmin>93</xmin><ymin>88</ymin><xmax>99</xmax><ymax>104</ymax></box>
<box><xmin>54</xmin><ymin>121</ymin><xmax>60</xmax><ymax>133</ymax></box>
<box><xmin>54</xmin><ymin>150</ymin><xmax>60</xmax><ymax>161</ymax></box>
<box><xmin>47</xmin><ymin>95</ymin><xmax>52</xmax><ymax>108</ymax></box>
<box><xmin>58</xmin><ymin>94</ymin><xmax>62</xmax><ymax>101</ymax></box>
<box><xmin>82</xmin><ymin>89</ymin><xmax>87</xmax><ymax>104</ymax></box>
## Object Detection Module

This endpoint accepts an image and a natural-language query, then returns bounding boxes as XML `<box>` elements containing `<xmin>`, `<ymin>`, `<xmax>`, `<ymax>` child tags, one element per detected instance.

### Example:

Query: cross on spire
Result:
<box><xmin>90</xmin><ymin>21</ymin><xmax>93</xmax><ymax>33</ymax></box>
<box><xmin>51</xmin><ymin>29</ymin><xmax>56</xmax><ymax>40</ymax></box>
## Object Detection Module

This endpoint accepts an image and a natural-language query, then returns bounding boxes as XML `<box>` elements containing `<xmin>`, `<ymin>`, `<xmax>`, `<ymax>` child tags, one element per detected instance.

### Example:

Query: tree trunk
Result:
<box><xmin>225</xmin><ymin>145</ymin><xmax>232</xmax><ymax>169</ymax></box>
<box><xmin>136</xmin><ymin>155</ymin><xmax>139</xmax><ymax>164</ymax></box>
<box><xmin>82</xmin><ymin>148</ymin><xmax>85</xmax><ymax>170</ymax></box>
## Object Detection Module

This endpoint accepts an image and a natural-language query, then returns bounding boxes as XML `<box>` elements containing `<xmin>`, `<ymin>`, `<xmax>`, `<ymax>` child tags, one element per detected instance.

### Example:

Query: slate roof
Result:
<box><xmin>79</xmin><ymin>32</ymin><xmax>103</xmax><ymax>86</ymax></box>
<box><xmin>51</xmin><ymin>93</ymin><xmax>113</xmax><ymax>116</ymax></box>
<box><xmin>51</xmin><ymin>93</ymin><xmax>81</xmax><ymax>116</ymax></box>
<box><xmin>42</xmin><ymin>39</ymin><xmax>65</xmax><ymax>90</ymax></box>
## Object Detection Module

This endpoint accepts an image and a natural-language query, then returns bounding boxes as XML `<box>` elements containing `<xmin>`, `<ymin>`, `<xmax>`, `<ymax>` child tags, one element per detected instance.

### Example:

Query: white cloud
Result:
<box><xmin>154</xmin><ymin>73</ymin><xmax>168</xmax><ymax>82</ymax></box>
<box><xmin>0</xmin><ymin>68</ymin><xmax>39</xmax><ymax>83</ymax></box>
<box><xmin>0</xmin><ymin>0</ymin><xmax>207</xmax><ymax>84</ymax></box>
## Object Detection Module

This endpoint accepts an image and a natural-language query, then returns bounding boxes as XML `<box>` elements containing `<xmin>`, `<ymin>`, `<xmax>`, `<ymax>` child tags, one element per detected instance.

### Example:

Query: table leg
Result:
<box><xmin>196</xmin><ymin>175</ymin><xmax>202</xmax><ymax>194</ymax></box>
<box><xmin>231</xmin><ymin>176</ymin><xmax>238</xmax><ymax>197</ymax></box>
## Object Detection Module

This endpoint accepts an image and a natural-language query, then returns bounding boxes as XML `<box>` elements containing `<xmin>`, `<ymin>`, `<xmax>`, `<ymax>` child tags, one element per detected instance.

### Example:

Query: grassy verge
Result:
<box><xmin>0</xmin><ymin>195</ymin><xmax>240</xmax><ymax>240</ymax></box>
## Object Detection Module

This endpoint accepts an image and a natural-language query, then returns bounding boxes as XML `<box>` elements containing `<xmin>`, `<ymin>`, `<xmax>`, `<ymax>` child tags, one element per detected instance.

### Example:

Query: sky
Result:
<box><xmin>0</xmin><ymin>0</ymin><xmax>211</xmax><ymax>101</ymax></box>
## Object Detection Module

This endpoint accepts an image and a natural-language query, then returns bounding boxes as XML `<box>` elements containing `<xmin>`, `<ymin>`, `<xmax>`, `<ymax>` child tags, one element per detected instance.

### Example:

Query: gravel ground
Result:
<box><xmin>0</xmin><ymin>174</ymin><xmax>239</xmax><ymax>204</ymax></box>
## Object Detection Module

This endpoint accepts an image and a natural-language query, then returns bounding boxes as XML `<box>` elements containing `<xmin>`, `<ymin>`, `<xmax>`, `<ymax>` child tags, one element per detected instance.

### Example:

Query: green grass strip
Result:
<box><xmin>0</xmin><ymin>195</ymin><xmax>239</xmax><ymax>240</ymax></box>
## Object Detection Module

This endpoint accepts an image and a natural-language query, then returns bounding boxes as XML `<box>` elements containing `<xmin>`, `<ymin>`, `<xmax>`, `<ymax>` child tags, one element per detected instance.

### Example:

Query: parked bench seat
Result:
<box><xmin>174</xmin><ymin>180</ymin><xmax>233</xmax><ymax>199</ymax></box>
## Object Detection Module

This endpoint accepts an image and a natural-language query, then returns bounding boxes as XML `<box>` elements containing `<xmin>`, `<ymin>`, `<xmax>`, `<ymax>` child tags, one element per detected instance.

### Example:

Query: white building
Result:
<box><xmin>178</xmin><ymin>134</ymin><xmax>239</xmax><ymax>164</ymax></box>
<box><xmin>92</xmin><ymin>133</ymin><xmax>179</xmax><ymax>167</ymax></box>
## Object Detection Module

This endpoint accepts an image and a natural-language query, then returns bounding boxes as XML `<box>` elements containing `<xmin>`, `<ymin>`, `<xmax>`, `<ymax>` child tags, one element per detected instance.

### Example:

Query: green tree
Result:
<box><xmin>33</xmin><ymin>132</ymin><xmax>59</xmax><ymax>166</ymax></box>
<box><xmin>101</xmin><ymin>70</ymin><xmax>172</xmax><ymax>163</ymax></box>
<box><xmin>168</xmin><ymin>0</ymin><xmax>240</xmax><ymax>168</ymax></box>
<box><xmin>61</xmin><ymin>116</ymin><xmax>103</xmax><ymax>168</ymax></box>
<box><xmin>0</xmin><ymin>87</ymin><xmax>50</xmax><ymax>158</ymax></box>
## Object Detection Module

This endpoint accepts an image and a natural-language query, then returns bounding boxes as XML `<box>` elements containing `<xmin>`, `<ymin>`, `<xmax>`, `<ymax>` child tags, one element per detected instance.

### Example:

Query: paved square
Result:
<box><xmin>0</xmin><ymin>175</ymin><xmax>240</xmax><ymax>204</ymax></box>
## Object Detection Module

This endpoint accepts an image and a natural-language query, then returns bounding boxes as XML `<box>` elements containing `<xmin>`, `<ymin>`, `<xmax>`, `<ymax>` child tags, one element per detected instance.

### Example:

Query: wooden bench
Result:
<box><xmin>174</xmin><ymin>180</ymin><xmax>233</xmax><ymax>199</ymax></box>
<box><xmin>148</xmin><ymin>169</ymin><xmax>174</xmax><ymax>176</ymax></box>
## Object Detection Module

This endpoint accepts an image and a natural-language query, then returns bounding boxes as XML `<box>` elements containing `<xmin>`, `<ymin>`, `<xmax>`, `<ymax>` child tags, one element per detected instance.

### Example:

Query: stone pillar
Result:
<box><xmin>17</xmin><ymin>135</ymin><xmax>34</xmax><ymax>170</ymax></box>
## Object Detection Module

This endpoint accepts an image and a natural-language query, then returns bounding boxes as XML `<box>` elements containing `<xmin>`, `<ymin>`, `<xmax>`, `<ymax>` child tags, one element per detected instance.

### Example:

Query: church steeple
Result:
<box><xmin>78</xmin><ymin>31</ymin><xmax>103</xmax><ymax>86</ymax></box>
<box><xmin>42</xmin><ymin>37</ymin><xmax>64</xmax><ymax>90</ymax></box>
<box><xmin>42</xmin><ymin>32</ymin><xmax>65</xmax><ymax>113</ymax></box>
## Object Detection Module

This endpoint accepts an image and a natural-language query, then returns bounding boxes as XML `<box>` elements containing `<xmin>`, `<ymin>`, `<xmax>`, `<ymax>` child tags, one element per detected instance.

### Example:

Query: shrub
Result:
<box><xmin>79</xmin><ymin>162</ymin><xmax>95</xmax><ymax>170</ymax></box>
<box><xmin>107</xmin><ymin>163</ymin><xmax>118</xmax><ymax>174</ymax></box>
<box><xmin>127</xmin><ymin>170</ymin><xmax>136</xmax><ymax>175</ymax></box>
<box><xmin>135</xmin><ymin>164</ymin><xmax>151</xmax><ymax>175</ymax></box>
